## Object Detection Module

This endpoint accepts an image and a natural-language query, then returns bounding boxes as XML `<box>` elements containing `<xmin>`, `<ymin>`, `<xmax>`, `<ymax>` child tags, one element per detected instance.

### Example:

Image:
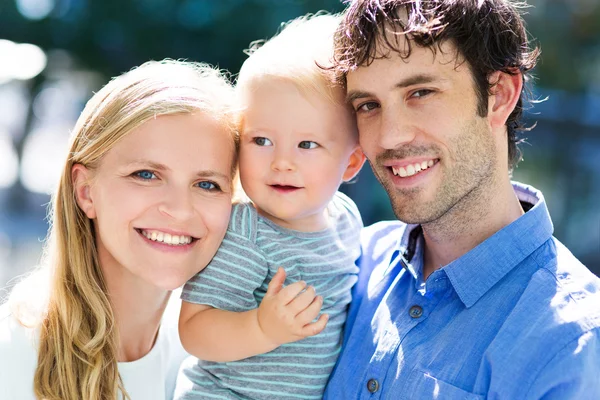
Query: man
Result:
<box><xmin>324</xmin><ymin>1</ymin><xmax>600</xmax><ymax>398</ymax></box>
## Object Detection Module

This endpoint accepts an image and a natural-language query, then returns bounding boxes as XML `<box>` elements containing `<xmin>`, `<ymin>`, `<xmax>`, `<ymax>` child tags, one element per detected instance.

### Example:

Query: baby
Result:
<box><xmin>176</xmin><ymin>13</ymin><xmax>365</xmax><ymax>399</ymax></box>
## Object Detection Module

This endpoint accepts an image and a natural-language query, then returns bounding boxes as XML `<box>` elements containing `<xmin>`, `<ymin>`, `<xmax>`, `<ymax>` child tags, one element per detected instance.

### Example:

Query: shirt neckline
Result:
<box><xmin>253</xmin><ymin>194</ymin><xmax>344</xmax><ymax>239</ymax></box>
<box><xmin>397</xmin><ymin>182</ymin><xmax>554</xmax><ymax>308</ymax></box>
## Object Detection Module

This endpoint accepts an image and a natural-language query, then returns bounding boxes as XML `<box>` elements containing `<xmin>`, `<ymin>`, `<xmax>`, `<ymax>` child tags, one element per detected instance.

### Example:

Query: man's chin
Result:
<box><xmin>388</xmin><ymin>195</ymin><xmax>440</xmax><ymax>225</ymax></box>
<box><xmin>392</xmin><ymin>209</ymin><xmax>431</xmax><ymax>225</ymax></box>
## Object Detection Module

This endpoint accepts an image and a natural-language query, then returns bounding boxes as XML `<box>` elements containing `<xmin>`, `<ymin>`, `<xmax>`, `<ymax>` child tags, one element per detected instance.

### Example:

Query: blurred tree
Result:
<box><xmin>527</xmin><ymin>0</ymin><xmax>600</xmax><ymax>93</ymax></box>
<box><xmin>0</xmin><ymin>0</ymin><xmax>346</xmax><ymax>78</ymax></box>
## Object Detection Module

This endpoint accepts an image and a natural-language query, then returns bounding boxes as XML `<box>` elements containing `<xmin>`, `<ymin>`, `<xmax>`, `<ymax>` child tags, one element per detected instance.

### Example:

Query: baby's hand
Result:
<box><xmin>257</xmin><ymin>267</ymin><xmax>328</xmax><ymax>346</ymax></box>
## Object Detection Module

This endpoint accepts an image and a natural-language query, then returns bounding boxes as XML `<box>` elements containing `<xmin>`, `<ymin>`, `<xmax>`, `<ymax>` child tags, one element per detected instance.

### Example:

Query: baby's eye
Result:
<box><xmin>196</xmin><ymin>181</ymin><xmax>220</xmax><ymax>191</ymax></box>
<box><xmin>298</xmin><ymin>141</ymin><xmax>319</xmax><ymax>149</ymax></box>
<box><xmin>133</xmin><ymin>170</ymin><xmax>157</xmax><ymax>180</ymax></box>
<box><xmin>253</xmin><ymin>137</ymin><xmax>273</xmax><ymax>146</ymax></box>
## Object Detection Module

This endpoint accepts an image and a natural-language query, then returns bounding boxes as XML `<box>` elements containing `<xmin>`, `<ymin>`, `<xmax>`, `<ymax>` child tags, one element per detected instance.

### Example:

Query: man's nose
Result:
<box><xmin>377</xmin><ymin>108</ymin><xmax>417</xmax><ymax>150</ymax></box>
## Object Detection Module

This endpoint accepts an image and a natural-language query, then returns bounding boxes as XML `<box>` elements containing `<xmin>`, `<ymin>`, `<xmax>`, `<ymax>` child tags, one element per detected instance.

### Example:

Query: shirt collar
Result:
<box><xmin>444</xmin><ymin>182</ymin><xmax>554</xmax><ymax>307</ymax></box>
<box><xmin>395</xmin><ymin>182</ymin><xmax>554</xmax><ymax>308</ymax></box>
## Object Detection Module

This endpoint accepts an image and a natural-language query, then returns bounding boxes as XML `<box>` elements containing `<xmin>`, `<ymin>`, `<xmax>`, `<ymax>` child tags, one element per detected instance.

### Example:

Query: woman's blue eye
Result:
<box><xmin>254</xmin><ymin>137</ymin><xmax>273</xmax><ymax>146</ymax></box>
<box><xmin>135</xmin><ymin>170</ymin><xmax>156</xmax><ymax>180</ymax></box>
<box><xmin>197</xmin><ymin>181</ymin><xmax>219</xmax><ymax>191</ymax></box>
<box><xmin>299</xmin><ymin>141</ymin><xmax>318</xmax><ymax>149</ymax></box>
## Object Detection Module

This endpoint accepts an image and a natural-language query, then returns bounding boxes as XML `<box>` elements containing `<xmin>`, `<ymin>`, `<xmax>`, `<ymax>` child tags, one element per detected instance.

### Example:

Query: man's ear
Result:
<box><xmin>71</xmin><ymin>164</ymin><xmax>96</xmax><ymax>219</ymax></box>
<box><xmin>487</xmin><ymin>70</ymin><xmax>522</xmax><ymax>130</ymax></box>
<box><xmin>342</xmin><ymin>146</ymin><xmax>366</xmax><ymax>182</ymax></box>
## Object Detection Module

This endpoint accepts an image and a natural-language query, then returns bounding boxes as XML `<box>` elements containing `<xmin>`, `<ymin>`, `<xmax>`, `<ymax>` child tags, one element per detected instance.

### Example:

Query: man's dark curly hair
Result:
<box><xmin>333</xmin><ymin>0</ymin><xmax>540</xmax><ymax>170</ymax></box>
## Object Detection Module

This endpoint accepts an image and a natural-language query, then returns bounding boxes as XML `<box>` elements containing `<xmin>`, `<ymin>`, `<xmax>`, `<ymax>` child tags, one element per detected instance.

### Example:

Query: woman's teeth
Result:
<box><xmin>141</xmin><ymin>230</ymin><xmax>192</xmax><ymax>245</ymax></box>
<box><xmin>392</xmin><ymin>160</ymin><xmax>435</xmax><ymax>177</ymax></box>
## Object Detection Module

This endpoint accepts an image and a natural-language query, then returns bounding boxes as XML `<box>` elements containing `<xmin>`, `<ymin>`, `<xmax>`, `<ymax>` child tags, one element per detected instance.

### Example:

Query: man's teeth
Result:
<box><xmin>141</xmin><ymin>230</ymin><xmax>192</xmax><ymax>245</ymax></box>
<box><xmin>392</xmin><ymin>160</ymin><xmax>435</xmax><ymax>177</ymax></box>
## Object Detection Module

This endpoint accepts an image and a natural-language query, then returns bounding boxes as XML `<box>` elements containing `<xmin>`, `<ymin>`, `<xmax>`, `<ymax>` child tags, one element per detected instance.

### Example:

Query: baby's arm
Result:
<box><xmin>179</xmin><ymin>268</ymin><xmax>329</xmax><ymax>362</ymax></box>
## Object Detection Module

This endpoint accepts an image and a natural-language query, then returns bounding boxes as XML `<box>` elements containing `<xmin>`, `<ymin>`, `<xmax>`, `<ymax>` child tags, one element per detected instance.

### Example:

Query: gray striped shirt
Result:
<box><xmin>177</xmin><ymin>192</ymin><xmax>362</xmax><ymax>399</ymax></box>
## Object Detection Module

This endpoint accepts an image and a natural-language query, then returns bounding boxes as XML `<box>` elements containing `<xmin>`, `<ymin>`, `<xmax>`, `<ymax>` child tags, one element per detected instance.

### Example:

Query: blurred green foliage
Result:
<box><xmin>527</xmin><ymin>0</ymin><xmax>600</xmax><ymax>93</ymax></box>
<box><xmin>1</xmin><ymin>0</ymin><xmax>599</xmax><ymax>93</ymax></box>
<box><xmin>0</xmin><ymin>0</ymin><xmax>346</xmax><ymax>79</ymax></box>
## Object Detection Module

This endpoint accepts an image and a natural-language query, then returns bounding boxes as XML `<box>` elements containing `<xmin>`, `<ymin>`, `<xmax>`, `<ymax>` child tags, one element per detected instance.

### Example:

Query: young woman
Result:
<box><xmin>0</xmin><ymin>60</ymin><xmax>239</xmax><ymax>400</ymax></box>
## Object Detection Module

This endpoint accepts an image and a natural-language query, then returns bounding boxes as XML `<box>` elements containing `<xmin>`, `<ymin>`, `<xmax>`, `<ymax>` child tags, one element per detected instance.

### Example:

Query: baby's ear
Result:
<box><xmin>72</xmin><ymin>164</ymin><xmax>96</xmax><ymax>219</ymax></box>
<box><xmin>342</xmin><ymin>146</ymin><xmax>366</xmax><ymax>182</ymax></box>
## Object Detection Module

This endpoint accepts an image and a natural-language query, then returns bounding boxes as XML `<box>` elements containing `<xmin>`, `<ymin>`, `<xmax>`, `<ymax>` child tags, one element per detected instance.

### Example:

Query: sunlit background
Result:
<box><xmin>0</xmin><ymin>0</ymin><xmax>599</xmax><ymax>291</ymax></box>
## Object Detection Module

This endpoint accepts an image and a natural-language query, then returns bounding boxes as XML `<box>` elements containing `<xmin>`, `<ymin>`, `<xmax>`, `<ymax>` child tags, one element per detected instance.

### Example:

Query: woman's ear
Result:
<box><xmin>71</xmin><ymin>164</ymin><xmax>96</xmax><ymax>219</ymax></box>
<box><xmin>342</xmin><ymin>146</ymin><xmax>366</xmax><ymax>182</ymax></box>
<box><xmin>487</xmin><ymin>70</ymin><xmax>523</xmax><ymax>130</ymax></box>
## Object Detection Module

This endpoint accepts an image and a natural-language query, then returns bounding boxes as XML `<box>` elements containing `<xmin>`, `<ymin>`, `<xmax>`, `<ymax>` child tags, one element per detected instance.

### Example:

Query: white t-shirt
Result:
<box><xmin>0</xmin><ymin>294</ymin><xmax>188</xmax><ymax>400</ymax></box>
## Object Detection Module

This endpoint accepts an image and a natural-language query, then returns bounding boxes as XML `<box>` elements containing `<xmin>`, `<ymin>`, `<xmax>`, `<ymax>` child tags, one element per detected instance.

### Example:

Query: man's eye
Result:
<box><xmin>356</xmin><ymin>101</ymin><xmax>380</xmax><ymax>112</ymax></box>
<box><xmin>298</xmin><ymin>141</ymin><xmax>319</xmax><ymax>149</ymax></box>
<box><xmin>253</xmin><ymin>137</ymin><xmax>273</xmax><ymax>146</ymax></box>
<box><xmin>196</xmin><ymin>181</ymin><xmax>220</xmax><ymax>191</ymax></box>
<box><xmin>133</xmin><ymin>170</ymin><xmax>156</xmax><ymax>180</ymax></box>
<box><xmin>411</xmin><ymin>89</ymin><xmax>433</xmax><ymax>98</ymax></box>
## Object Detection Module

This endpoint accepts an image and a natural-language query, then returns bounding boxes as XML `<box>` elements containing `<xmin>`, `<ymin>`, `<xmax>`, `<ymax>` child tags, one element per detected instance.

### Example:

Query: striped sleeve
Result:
<box><xmin>181</xmin><ymin>203</ymin><xmax>268</xmax><ymax>312</ymax></box>
<box><xmin>334</xmin><ymin>191</ymin><xmax>364</xmax><ymax>231</ymax></box>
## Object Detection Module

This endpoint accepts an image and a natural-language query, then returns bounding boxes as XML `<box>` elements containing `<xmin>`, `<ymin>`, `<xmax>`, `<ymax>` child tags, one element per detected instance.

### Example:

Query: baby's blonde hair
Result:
<box><xmin>236</xmin><ymin>12</ymin><xmax>343</xmax><ymax>109</ymax></box>
<box><xmin>8</xmin><ymin>59</ymin><xmax>237</xmax><ymax>400</ymax></box>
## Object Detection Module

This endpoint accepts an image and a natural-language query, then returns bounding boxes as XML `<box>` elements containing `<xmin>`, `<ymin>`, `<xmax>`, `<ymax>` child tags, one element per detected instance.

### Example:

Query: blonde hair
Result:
<box><xmin>236</xmin><ymin>12</ymin><xmax>343</xmax><ymax>109</ymax></box>
<box><xmin>8</xmin><ymin>60</ymin><xmax>237</xmax><ymax>400</ymax></box>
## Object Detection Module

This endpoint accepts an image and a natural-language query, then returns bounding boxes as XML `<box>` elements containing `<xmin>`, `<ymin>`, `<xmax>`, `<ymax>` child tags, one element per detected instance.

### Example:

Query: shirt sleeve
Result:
<box><xmin>0</xmin><ymin>306</ymin><xmax>38</xmax><ymax>400</ymax></box>
<box><xmin>181</xmin><ymin>203</ymin><xmax>268</xmax><ymax>312</ymax></box>
<box><xmin>524</xmin><ymin>328</ymin><xmax>600</xmax><ymax>399</ymax></box>
<box><xmin>333</xmin><ymin>191</ymin><xmax>364</xmax><ymax>232</ymax></box>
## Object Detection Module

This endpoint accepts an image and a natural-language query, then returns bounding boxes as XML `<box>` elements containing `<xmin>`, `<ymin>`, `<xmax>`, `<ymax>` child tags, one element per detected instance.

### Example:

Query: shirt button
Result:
<box><xmin>409</xmin><ymin>305</ymin><xmax>423</xmax><ymax>318</ymax></box>
<box><xmin>367</xmin><ymin>378</ymin><xmax>379</xmax><ymax>393</ymax></box>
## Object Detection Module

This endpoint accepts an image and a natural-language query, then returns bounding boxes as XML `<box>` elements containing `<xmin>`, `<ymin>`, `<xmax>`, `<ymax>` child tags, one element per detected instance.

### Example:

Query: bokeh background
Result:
<box><xmin>0</xmin><ymin>0</ymin><xmax>598</xmax><ymax>291</ymax></box>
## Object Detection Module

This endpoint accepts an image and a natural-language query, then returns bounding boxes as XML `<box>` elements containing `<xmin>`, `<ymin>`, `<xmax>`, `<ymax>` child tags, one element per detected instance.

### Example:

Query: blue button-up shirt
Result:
<box><xmin>325</xmin><ymin>183</ymin><xmax>600</xmax><ymax>399</ymax></box>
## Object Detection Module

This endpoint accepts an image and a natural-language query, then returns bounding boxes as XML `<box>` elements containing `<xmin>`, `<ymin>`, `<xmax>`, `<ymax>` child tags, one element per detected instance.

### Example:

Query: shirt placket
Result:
<box><xmin>360</xmin><ymin>257</ymin><xmax>449</xmax><ymax>399</ymax></box>
<box><xmin>357</xmin><ymin>279</ymin><xmax>437</xmax><ymax>398</ymax></box>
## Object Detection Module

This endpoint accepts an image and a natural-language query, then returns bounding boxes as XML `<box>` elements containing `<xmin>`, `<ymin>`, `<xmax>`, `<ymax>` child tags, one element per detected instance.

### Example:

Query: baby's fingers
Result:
<box><xmin>287</xmin><ymin>286</ymin><xmax>317</xmax><ymax>315</ymax></box>
<box><xmin>278</xmin><ymin>280</ymin><xmax>307</xmax><ymax>305</ymax></box>
<box><xmin>299</xmin><ymin>314</ymin><xmax>329</xmax><ymax>338</ymax></box>
<box><xmin>265</xmin><ymin>267</ymin><xmax>286</xmax><ymax>297</ymax></box>
<box><xmin>296</xmin><ymin>295</ymin><xmax>323</xmax><ymax>326</ymax></box>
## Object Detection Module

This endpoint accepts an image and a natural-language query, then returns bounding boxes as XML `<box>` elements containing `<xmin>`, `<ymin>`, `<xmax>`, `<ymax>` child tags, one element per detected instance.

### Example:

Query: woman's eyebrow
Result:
<box><xmin>123</xmin><ymin>159</ymin><xmax>168</xmax><ymax>171</ymax></box>
<box><xmin>123</xmin><ymin>160</ymin><xmax>228</xmax><ymax>180</ymax></box>
<box><xmin>195</xmin><ymin>170</ymin><xmax>229</xmax><ymax>181</ymax></box>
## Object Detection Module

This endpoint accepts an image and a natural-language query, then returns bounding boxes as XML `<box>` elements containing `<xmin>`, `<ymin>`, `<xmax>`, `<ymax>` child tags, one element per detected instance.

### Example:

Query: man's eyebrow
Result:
<box><xmin>346</xmin><ymin>74</ymin><xmax>443</xmax><ymax>104</ymax></box>
<box><xmin>346</xmin><ymin>90</ymin><xmax>373</xmax><ymax>105</ymax></box>
<box><xmin>394</xmin><ymin>74</ymin><xmax>440</xmax><ymax>89</ymax></box>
